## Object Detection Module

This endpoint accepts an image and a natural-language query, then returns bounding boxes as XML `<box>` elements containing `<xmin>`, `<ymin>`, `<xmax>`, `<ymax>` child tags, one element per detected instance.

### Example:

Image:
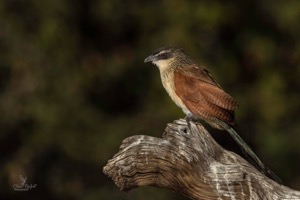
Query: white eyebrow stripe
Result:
<box><xmin>158</xmin><ymin>50</ymin><xmax>170</xmax><ymax>55</ymax></box>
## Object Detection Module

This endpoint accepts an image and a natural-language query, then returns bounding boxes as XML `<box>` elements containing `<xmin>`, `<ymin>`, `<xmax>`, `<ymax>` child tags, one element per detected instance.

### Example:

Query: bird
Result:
<box><xmin>144</xmin><ymin>46</ymin><xmax>281</xmax><ymax>183</ymax></box>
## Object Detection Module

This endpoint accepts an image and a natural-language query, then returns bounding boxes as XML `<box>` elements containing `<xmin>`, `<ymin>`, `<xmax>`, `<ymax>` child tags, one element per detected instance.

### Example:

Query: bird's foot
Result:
<box><xmin>184</xmin><ymin>114</ymin><xmax>194</xmax><ymax>129</ymax></box>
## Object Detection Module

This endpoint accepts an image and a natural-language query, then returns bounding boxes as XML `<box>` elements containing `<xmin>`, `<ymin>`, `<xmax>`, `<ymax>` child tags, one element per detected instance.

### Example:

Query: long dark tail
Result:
<box><xmin>220</xmin><ymin>122</ymin><xmax>282</xmax><ymax>183</ymax></box>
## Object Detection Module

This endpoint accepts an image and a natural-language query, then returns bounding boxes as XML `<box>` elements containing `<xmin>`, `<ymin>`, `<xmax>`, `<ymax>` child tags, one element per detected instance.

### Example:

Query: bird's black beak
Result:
<box><xmin>144</xmin><ymin>55</ymin><xmax>156</xmax><ymax>63</ymax></box>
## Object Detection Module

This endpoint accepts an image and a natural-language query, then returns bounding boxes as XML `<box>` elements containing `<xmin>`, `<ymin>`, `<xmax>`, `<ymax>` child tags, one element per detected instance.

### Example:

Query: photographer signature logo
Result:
<box><xmin>13</xmin><ymin>175</ymin><xmax>37</xmax><ymax>191</ymax></box>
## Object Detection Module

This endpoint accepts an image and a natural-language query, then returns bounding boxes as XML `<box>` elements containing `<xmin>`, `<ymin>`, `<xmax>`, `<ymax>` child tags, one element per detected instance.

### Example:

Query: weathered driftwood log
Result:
<box><xmin>103</xmin><ymin>119</ymin><xmax>300</xmax><ymax>200</ymax></box>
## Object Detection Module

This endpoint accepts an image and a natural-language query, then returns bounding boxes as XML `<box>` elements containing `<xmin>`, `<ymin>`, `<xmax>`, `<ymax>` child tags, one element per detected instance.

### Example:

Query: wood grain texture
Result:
<box><xmin>103</xmin><ymin>119</ymin><xmax>300</xmax><ymax>200</ymax></box>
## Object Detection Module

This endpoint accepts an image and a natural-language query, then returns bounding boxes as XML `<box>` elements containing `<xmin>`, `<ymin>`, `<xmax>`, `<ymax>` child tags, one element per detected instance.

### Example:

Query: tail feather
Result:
<box><xmin>220</xmin><ymin>121</ymin><xmax>282</xmax><ymax>183</ymax></box>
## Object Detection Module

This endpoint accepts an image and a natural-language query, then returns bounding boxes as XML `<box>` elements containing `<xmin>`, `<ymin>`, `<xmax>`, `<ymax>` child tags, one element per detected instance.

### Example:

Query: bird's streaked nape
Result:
<box><xmin>144</xmin><ymin>46</ymin><xmax>281</xmax><ymax>183</ymax></box>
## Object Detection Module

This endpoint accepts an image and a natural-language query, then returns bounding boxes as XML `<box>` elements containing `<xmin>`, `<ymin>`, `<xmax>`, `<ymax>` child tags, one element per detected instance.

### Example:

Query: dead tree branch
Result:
<box><xmin>103</xmin><ymin>119</ymin><xmax>300</xmax><ymax>200</ymax></box>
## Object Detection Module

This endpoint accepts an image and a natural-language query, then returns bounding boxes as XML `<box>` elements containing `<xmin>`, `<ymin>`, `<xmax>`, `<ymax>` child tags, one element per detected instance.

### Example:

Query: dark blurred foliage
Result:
<box><xmin>0</xmin><ymin>0</ymin><xmax>300</xmax><ymax>199</ymax></box>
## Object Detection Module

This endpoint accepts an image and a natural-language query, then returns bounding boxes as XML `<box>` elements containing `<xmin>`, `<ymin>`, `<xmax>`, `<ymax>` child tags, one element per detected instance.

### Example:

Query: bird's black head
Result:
<box><xmin>144</xmin><ymin>47</ymin><xmax>193</xmax><ymax>72</ymax></box>
<box><xmin>144</xmin><ymin>47</ymin><xmax>183</xmax><ymax>63</ymax></box>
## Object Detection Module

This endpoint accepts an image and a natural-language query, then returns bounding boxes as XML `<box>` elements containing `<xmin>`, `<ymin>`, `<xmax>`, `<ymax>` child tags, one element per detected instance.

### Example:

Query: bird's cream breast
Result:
<box><xmin>160</xmin><ymin>70</ymin><xmax>190</xmax><ymax>115</ymax></box>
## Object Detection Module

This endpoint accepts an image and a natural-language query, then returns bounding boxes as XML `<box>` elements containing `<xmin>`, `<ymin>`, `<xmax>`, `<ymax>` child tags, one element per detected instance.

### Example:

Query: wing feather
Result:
<box><xmin>174</xmin><ymin>66</ymin><xmax>238</xmax><ymax>126</ymax></box>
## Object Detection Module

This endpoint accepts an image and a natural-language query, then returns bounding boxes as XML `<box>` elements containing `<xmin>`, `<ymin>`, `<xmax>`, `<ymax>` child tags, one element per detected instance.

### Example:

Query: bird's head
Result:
<box><xmin>144</xmin><ymin>47</ymin><xmax>193</xmax><ymax>71</ymax></box>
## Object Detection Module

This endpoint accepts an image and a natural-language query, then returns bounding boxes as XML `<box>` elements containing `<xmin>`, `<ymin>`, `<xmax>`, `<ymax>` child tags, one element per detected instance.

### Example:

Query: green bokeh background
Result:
<box><xmin>1</xmin><ymin>1</ymin><xmax>300</xmax><ymax>199</ymax></box>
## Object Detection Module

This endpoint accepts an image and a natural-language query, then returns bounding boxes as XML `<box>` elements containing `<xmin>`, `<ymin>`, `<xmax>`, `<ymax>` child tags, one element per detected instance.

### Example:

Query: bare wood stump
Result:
<box><xmin>103</xmin><ymin>119</ymin><xmax>300</xmax><ymax>200</ymax></box>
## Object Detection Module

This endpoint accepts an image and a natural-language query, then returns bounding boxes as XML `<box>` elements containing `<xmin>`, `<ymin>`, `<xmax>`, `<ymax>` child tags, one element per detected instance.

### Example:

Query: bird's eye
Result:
<box><xmin>158</xmin><ymin>52</ymin><xmax>171</xmax><ymax>60</ymax></box>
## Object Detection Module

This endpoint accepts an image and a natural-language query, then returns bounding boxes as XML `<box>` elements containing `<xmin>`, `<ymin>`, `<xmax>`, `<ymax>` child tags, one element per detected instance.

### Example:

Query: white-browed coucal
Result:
<box><xmin>144</xmin><ymin>46</ymin><xmax>281</xmax><ymax>183</ymax></box>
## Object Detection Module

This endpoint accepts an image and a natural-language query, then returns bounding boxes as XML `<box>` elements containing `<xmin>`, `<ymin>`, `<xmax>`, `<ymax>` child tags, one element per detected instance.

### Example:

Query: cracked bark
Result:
<box><xmin>103</xmin><ymin>119</ymin><xmax>300</xmax><ymax>200</ymax></box>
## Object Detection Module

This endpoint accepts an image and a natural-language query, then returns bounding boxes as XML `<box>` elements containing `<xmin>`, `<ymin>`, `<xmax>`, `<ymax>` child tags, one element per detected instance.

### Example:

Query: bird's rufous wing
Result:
<box><xmin>174</xmin><ymin>65</ymin><xmax>238</xmax><ymax>127</ymax></box>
